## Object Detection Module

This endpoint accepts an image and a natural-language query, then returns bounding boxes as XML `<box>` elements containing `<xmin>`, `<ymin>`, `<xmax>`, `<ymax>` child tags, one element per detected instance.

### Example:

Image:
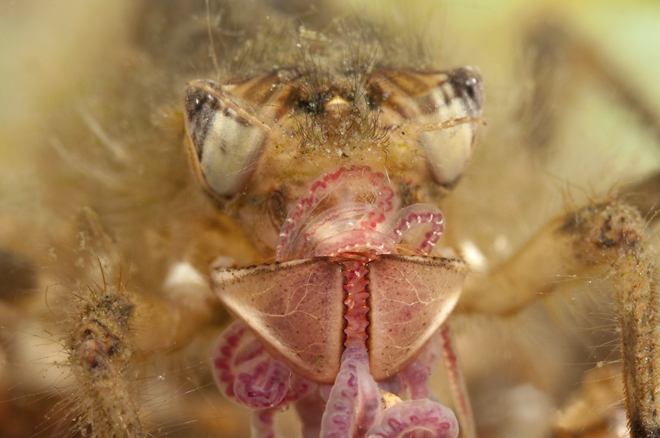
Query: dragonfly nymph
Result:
<box><xmin>183</xmin><ymin>35</ymin><xmax>484</xmax><ymax>437</ymax></box>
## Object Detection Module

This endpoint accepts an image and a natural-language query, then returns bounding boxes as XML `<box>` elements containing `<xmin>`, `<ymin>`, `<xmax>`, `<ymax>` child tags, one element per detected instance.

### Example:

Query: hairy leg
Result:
<box><xmin>460</xmin><ymin>199</ymin><xmax>660</xmax><ymax>436</ymax></box>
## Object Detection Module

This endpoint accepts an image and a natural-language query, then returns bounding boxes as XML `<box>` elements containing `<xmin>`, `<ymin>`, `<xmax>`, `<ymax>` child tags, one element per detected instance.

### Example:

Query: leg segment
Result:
<box><xmin>570</xmin><ymin>202</ymin><xmax>660</xmax><ymax>437</ymax></box>
<box><xmin>439</xmin><ymin>325</ymin><xmax>476</xmax><ymax>438</ymax></box>
<box><xmin>460</xmin><ymin>199</ymin><xmax>660</xmax><ymax>437</ymax></box>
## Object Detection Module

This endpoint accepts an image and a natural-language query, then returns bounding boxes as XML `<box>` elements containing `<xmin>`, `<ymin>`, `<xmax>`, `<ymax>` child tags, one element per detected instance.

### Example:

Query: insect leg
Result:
<box><xmin>461</xmin><ymin>199</ymin><xmax>660</xmax><ymax>437</ymax></box>
<box><xmin>56</xmin><ymin>209</ymin><xmax>219</xmax><ymax>438</ymax></box>
<box><xmin>439</xmin><ymin>324</ymin><xmax>476</xmax><ymax>438</ymax></box>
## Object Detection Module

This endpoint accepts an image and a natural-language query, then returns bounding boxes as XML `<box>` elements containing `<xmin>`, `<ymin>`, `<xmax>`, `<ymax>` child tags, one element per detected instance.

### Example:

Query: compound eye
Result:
<box><xmin>184</xmin><ymin>80</ymin><xmax>267</xmax><ymax>198</ymax></box>
<box><xmin>418</xmin><ymin>67</ymin><xmax>484</xmax><ymax>186</ymax></box>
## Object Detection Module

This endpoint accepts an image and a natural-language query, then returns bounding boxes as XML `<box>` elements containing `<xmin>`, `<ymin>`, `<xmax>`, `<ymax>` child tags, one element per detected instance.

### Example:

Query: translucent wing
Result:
<box><xmin>211</xmin><ymin>258</ymin><xmax>346</xmax><ymax>383</ymax></box>
<box><xmin>367</xmin><ymin>255</ymin><xmax>466</xmax><ymax>380</ymax></box>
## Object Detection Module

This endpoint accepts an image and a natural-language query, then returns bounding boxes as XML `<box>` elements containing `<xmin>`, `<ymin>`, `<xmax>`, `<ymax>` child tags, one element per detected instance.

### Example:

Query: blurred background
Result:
<box><xmin>2</xmin><ymin>1</ymin><xmax>660</xmax><ymax>437</ymax></box>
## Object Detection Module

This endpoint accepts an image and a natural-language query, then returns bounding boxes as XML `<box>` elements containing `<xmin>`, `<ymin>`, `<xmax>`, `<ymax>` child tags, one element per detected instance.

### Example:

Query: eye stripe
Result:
<box><xmin>220</xmin><ymin>107</ymin><xmax>251</xmax><ymax>127</ymax></box>
<box><xmin>233</xmin><ymin>72</ymin><xmax>282</xmax><ymax>104</ymax></box>
<box><xmin>268</xmin><ymin>87</ymin><xmax>297</xmax><ymax>121</ymax></box>
<box><xmin>418</xmin><ymin>88</ymin><xmax>449</xmax><ymax>114</ymax></box>
<box><xmin>368</xmin><ymin>74</ymin><xmax>417</xmax><ymax>119</ymax></box>
<box><xmin>440</xmin><ymin>83</ymin><xmax>456</xmax><ymax>101</ymax></box>
<box><xmin>369</xmin><ymin>69</ymin><xmax>479</xmax><ymax>121</ymax></box>
<box><xmin>376</xmin><ymin>69</ymin><xmax>450</xmax><ymax>98</ymax></box>
<box><xmin>365</xmin><ymin>67</ymin><xmax>484</xmax><ymax>186</ymax></box>
<box><xmin>185</xmin><ymin>85</ymin><xmax>221</xmax><ymax>160</ymax></box>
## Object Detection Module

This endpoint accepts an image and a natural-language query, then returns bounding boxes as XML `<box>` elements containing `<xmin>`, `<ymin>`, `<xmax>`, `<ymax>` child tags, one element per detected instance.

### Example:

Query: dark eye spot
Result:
<box><xmin>297</xmin><ymin>92</ymin><xmax>332</xmax><ymax>115</ymax></box>
<box><xmin>449</xmin><ymin>67</ymin><xmax>484</xmax><ymax>108</ymax></box>
<box><xmin>465</xmin><ymin>81</ymin><xmax>476</xmax><ymax>99</ymax></box>
<box><xmin>365</xmin><ymin>94</ymin><xmax>379</xmax><ymax>110</ymax></box>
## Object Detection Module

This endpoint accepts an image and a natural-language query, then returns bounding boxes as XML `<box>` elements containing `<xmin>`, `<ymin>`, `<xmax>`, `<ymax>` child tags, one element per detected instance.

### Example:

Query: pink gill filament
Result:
<box><xmin>386</xmin><ymin>205</ymin><xmax>445</xmax><ymax>256</ymax></box>
<box><xmin>276</xmin><ymin>166</ymin><xmax>393</xmax><ymax>261</ymax></box>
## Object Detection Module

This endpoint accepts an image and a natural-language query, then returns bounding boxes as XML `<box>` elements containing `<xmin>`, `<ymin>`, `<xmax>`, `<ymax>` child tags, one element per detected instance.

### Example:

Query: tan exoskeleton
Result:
<box><xmin>179</xmin><ymin>20</ymin><xmax>660</xmax><ymax>437</ymax></box>
<box><xmin>2</xmin><ymin>1</ymin><xmax>660</xmax><ymax>437</ymax></box>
